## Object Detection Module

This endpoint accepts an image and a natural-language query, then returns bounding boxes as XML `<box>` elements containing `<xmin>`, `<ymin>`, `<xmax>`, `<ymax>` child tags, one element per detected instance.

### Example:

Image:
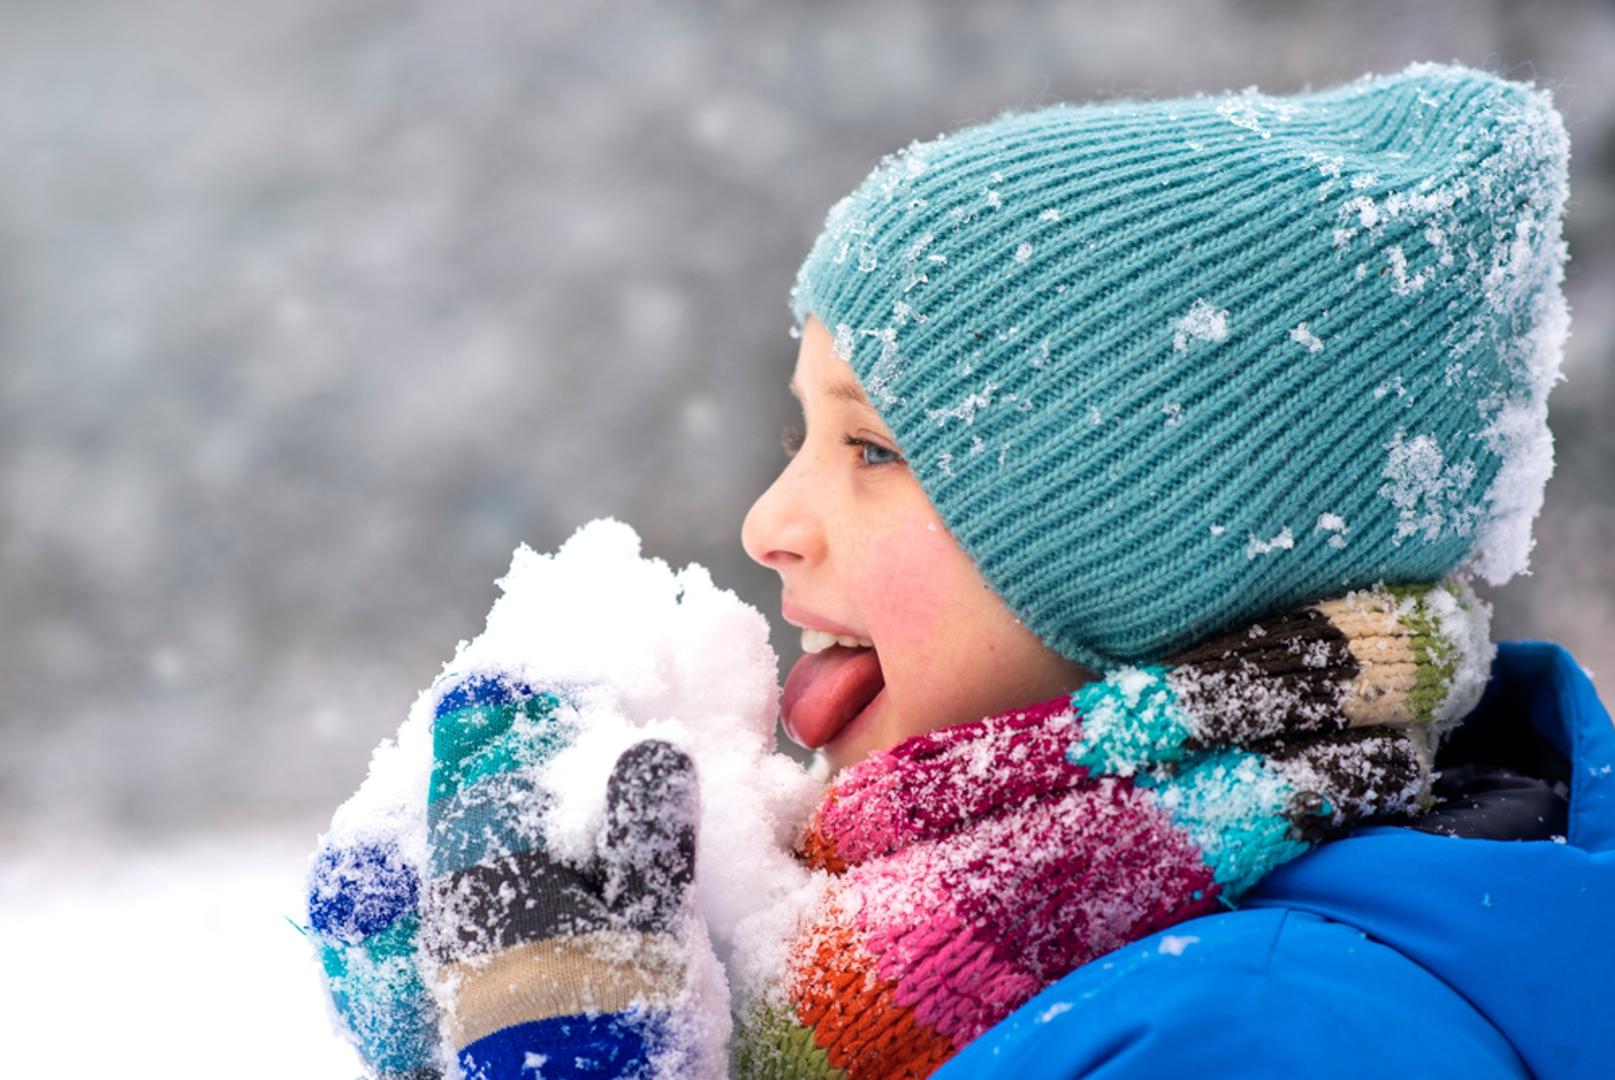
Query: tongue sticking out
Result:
<box><xmin>781</xmin><ymin>645</ymin><xmax>884</xmax><ymax>750</ymax></box>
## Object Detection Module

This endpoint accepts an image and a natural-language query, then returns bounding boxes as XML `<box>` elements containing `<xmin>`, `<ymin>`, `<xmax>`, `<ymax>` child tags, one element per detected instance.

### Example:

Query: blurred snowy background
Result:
<box><xmin>2</xmin><ymin>0</ymin><xmax>1611</xmax><ymax>1073</ymax></box>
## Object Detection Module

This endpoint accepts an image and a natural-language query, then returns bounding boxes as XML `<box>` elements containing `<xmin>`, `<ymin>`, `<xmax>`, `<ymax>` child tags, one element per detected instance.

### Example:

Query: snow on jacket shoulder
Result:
<box><xmin>937</xmin><ymin>641</ymin><xmax>1615</xmax><ymax>1080</ymax></box>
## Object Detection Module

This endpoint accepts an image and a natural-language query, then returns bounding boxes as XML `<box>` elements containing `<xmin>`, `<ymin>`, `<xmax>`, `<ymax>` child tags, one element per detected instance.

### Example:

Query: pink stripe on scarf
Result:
<box><xmin>846</xmin><ymin>777</ymin><xmax>1220</xmax><ymax>1043</ymax></box>
<box><xmin>815</xmin><ymin>696</ymin><xmax>1082</xmax><ymax>865</ymax></box>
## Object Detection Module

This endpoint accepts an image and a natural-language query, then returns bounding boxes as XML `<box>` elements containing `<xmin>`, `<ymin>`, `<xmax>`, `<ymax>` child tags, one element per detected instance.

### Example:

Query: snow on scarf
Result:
<box><xmin>733</xmin><ymin>575</ymin><xmax>1494</xmax><ymax>1079</ymax></box>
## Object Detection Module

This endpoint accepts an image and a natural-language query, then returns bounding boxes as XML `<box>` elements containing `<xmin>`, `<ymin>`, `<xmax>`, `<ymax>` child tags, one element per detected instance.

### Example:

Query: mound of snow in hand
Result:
<box><xmin>317</xmin><ymin>518</ymin><xmax>824</xmax><ymax>1071</ymax></box>
<box><xmin>485</xmin><ymin>520</ymin><xmax>824</xmax><ymax>974</ymax></box>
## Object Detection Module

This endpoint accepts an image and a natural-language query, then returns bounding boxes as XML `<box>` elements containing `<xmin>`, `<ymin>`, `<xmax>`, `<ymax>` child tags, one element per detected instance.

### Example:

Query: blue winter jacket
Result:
<box><xmin>938</xmin><ymin>641</ymin><xmax>1615</xmax><ymax>1080</ymax></box>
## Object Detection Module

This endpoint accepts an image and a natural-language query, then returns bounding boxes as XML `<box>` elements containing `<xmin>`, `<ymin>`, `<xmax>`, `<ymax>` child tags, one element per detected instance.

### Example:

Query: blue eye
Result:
<box><xmin>841</xmin><ymin>433</ymin><xmax>904</xmax><ymax>469</ymax></box>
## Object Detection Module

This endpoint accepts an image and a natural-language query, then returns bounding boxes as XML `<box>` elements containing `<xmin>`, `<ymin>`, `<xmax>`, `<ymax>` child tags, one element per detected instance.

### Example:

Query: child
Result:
<box><xmin>308</xmin><ymin>61</ymin><xmax>1614</xmax><ymax>1079</ymax></box>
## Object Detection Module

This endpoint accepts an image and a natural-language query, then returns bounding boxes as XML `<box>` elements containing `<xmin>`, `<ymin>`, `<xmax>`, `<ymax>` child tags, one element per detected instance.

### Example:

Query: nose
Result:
<box><xmin>741</xmin><ymin>457</ymin><xmax>823</xmax><ymax>572</ymax></box>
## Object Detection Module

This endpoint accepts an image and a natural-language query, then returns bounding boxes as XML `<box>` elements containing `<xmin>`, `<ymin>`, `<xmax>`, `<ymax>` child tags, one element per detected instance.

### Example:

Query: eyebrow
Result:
<box><xmin>788</xmin><ymin>376</ymin><xmax>875</xmax><ymax>410</ymax></box>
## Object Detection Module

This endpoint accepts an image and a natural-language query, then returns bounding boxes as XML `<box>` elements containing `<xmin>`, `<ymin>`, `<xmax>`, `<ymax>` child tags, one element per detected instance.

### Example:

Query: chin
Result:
<box><xmin>822</xmin><ymin>740</ymin><xmax>868</xmax><ymax>776</ymax></box>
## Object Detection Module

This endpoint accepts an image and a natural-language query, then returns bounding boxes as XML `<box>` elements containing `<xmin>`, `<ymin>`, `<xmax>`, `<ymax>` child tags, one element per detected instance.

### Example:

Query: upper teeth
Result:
<box><xmin>801</xmin><ymin>627</ymin><xmax>875</xmax><ymax>653</ymax></box>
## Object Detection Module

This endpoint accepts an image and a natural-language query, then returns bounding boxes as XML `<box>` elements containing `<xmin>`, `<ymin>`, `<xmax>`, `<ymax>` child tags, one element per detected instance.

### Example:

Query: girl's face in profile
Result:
<box><xmin>742</xmin><ymin>315</ymin><xmax>1094</xmax><ymax>774</ymax></box>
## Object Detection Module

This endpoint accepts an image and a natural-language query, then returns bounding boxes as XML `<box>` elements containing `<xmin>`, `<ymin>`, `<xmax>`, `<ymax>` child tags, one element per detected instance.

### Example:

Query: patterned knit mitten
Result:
<box><xmin>422</xmin><ymin>669</ymin><xmax>704</xmax><ymax>1080</ymax></box>
<box><xmin>307</xmin><ymin>836</ymin><xmax>442</xmax><ymax>1079</ymax></box>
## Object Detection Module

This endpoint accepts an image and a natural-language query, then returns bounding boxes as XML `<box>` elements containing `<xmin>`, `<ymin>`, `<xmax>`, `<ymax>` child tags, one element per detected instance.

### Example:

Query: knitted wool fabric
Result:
<box><xmin>732</xmin><ymin>576</ymin><xmax>1494</xmax><ymax>1079</ymax></box>
<box><xmin>308</xmin><ymin>670</ymin><xmax>709</xmax><ymax>1080</ymax></box>
<box><xmin>420</xmin><ymin>676</ymin><xmax>699</xmax><ymax>1079</ymax></box>
<box><xmin>788</xmin><ymin>62</ymin><xmax>1570</xmax><ymax>673</ymax></box>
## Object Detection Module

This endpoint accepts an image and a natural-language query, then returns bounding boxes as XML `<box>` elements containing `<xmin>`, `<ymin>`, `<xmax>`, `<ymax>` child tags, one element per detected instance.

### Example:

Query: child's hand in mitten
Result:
<box><xmin>421</xmin><ymin>669</ymin><xmax>710</xmax><ymax>1080</ymax></box>
<box><xmin>307</xmin><ymin>835</ymin><xmax>443</xmax><ymax>1080</ymax></box>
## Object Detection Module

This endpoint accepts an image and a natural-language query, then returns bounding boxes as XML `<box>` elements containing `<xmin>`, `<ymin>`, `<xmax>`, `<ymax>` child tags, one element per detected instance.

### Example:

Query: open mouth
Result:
<box><xmin>781</xmin><ymin>638</ymin><xmax>885</xmax><ymax>751</ymax></box>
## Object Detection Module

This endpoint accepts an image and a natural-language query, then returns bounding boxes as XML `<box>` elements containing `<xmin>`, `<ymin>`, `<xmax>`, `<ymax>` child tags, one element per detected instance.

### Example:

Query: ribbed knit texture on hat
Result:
<box><xmin>788</xmin><ymin>61</ymin><xmax>1571</xmax><ymax>673</ymax></box>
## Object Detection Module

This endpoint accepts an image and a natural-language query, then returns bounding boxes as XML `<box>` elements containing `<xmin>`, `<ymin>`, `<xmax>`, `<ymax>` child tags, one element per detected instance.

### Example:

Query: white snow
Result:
<box><xmin>925</xmin><ymin>380</ymin><xmax>1001</xmax><ymax>428</ymax></box>
<box><xmin>891</xmin><ymin>299</ymin><xmax>926</xmax><ymax>326</ymax></box>
<box><xmin>832</xmin><ymin>322</ymin><xmax>909</xmax><ymax>409</ymax></box>
<box><xmin>1386</xmin><ymin>246</ymin><xmax>1429</xmax><ymax>296</ymax></box>
<box><xmin>1037</xmin><ymin>1001</ymin><xmax>1074</xmax><ymax>1023</ymax></box>
<box><xmin>1172</xmin><ymin>298</ymin><xmax>1230</xmax><ymax>352</ymax></box>
<box><xmin>1316</xmin><ymin>512</ymin><xmax>1350</xmax><ymax>549</ymax></box>
<box><xmin>1463</xmin><ymin>263</ymin><xmax>1570</xmax><ymax>586</ymax></box>
<box><xmin>1245</xmin><ymin>526</ymin><xmax>1295</xmax><ymax>559</ymax></box>
<box><xmin>1213</xmin><ymin>85</ymin><xmax>1303</xmax><ymax>139</ymax></box>
<box><xmin>1377</xmin><ymin>431</ymin><xmax>1481</xmax><ymax>545</ymax></box>
<box><xmin>1342</xmin><ymin>195</ymin><xmax>1380</xmax><ymax>229</ymax></box>
<box><xmin>1419</xmin><ymin>578</ymin><xmax>1498</xmax><ymax>741</ymax></box>
<box><xmin>1</xmin><ymin>829</ymin><xmax>361</xmax><ymax>1078</ymax></box>
<box><xmin>1157</xmin><ymin>934</ymin><xmax>1200</xmax><ymax>956</ymax></box>
<box><xmin>832</xmin><ymin>322</ymin><xmax>856</xmax><ymax>365</ymax></box>
<box><xmin>1322</xmin><ymin>67</ymin><xmax>1571</xmax><ymax>587</ymax></box>
<box><xmin>307</xmin><ymin>519</ymin><xmax>825</xmax><ymax>1075</ymax></box>
<box><xmin>859</xmin><ymin>325</ymin><xmax>908</xmax><ymax>408</ymax></box>
<box><xmin>1290</xmin><ymin>322</ymin><xmax>1324</xmax><ymax>354</ymax></box>
<box><xmin>1114</xmin><ymin>667</ymin><xmax>1161</xmax><ymax>709</ymax></box>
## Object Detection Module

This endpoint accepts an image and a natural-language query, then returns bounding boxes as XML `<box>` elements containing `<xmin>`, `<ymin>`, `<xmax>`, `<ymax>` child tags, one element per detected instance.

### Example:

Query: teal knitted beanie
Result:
<box><xmin>788</xmin><ymin>61</ymin><xmax>1571</xmax><ymax>673</ymax></box>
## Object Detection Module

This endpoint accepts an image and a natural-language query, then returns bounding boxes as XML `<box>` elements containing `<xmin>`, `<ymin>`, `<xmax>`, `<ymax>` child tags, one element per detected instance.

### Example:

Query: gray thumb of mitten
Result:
<box><xmin>599</xmin><ymin>739</ymin><xmax>699</xmax><ymax>933</ymax></box>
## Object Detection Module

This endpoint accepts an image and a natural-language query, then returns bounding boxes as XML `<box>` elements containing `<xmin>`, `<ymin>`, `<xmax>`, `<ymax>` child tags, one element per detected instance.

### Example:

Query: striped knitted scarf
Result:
<box><xmin>733</xmin><ymin>576</ymin><xmax>1494</xmax><ymax>1079</ymax></box>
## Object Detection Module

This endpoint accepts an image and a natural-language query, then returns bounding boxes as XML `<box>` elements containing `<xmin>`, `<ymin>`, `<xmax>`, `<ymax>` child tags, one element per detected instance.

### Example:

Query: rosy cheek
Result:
<box><xmin>845</xmin><ymin>513</ymin><xmax>964</xmax><ymax>666</ymax></box>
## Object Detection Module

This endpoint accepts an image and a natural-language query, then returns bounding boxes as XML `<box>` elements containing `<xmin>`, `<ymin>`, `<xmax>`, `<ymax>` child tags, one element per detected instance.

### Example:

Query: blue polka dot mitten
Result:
<box><xmin>307</xmin><ymin>835</ymin><xmax>441</xmax><ymax>1079</ymax></box>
